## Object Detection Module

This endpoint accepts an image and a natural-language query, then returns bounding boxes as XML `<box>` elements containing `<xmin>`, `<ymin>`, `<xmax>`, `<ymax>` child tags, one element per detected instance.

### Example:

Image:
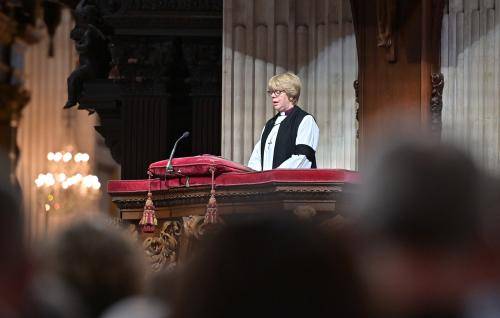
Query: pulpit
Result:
<box><xmin>108</xmin><ymin>155</ymin><xmax>359</xmax><ymax>270</ymax></box>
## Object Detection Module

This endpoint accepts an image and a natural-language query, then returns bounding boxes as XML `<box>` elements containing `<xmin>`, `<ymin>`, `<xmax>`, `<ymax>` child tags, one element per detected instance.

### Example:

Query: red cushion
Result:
<box><xmin>148</xmin><ymin>154</ymin><xmax>253</xmax><ymax>178</ymax></box>
<box><xmin>108</xmin><ymin>169</ymin><xmax>360</xmax><ymax>193</ymax></box>
<box><xmin>217</xmin><ymin>169</ymin><xmax>360</xmax><ymax>186</ymax></box>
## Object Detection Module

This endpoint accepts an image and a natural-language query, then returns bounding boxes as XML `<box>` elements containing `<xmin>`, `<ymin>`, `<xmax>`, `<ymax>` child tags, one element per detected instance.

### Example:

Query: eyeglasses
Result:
<box><xmin>266</xmin><ymin>90</ymin><xmax>285</xmax><ymax>97</ymax></box>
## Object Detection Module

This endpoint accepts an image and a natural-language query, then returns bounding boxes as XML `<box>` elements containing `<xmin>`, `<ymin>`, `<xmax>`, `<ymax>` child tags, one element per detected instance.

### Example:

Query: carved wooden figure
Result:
<box><xmin>65</xmin><ymin>0</ymin><xmax>111</xmax><ymax>109</ymax></box>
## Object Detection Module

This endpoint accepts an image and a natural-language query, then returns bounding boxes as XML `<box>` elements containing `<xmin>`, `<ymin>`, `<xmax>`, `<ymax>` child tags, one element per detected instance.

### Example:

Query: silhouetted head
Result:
<box><xmin>52</xmin><ymin>217</ymin><xmax>146</xmax><ymax>317</ymax></box>
<box><xmin>174</xmin><ymin>217</ymin><xmax>367</xmax><ymax>318</ymax></box>
<box><xmin>356</xmin><ymin>138</ymin><xmax>484</xmax><ymax>317</ymax></box>
<box><xmin>358</xmin><ymin>139</ymin><xmax>481</xmax><ymax>249</ymax></box>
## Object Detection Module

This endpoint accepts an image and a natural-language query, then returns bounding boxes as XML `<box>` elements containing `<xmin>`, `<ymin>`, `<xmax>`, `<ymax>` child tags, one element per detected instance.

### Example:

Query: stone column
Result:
<box><xmin>222</xmin><ymin>0</ymin><xmax>358</xmax><ymax>170</ymax></box>
<box><xmin>441</xmin><ymin>0</ymin><xmax>500</xmax><ymax>174</ymax></box>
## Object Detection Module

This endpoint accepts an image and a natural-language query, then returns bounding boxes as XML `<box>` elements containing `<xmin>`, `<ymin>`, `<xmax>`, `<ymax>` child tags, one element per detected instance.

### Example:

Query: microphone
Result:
<box><xmin>166</xmin><ymin>131</ymin><xmax>190</xmax><ymax>174</ymax></box>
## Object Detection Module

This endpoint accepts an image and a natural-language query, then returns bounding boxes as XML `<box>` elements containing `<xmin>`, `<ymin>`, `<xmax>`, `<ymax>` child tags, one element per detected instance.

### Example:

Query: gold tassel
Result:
<box><xmin>140</xmin><ymin>173</ymin><xmax>157</xmax><ymax>233</ymax></box>
<box><xmin>204</xmin><ymin>167</ymin><xmax>220</xmax><ymax>224</ymax></box>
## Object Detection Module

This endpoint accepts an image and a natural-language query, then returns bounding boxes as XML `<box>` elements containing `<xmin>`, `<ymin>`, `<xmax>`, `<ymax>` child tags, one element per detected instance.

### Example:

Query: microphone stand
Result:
<box><xmin>166</xmin><ymin>131</ymin><xmax>190</xmax><ymax>175</ymax></box>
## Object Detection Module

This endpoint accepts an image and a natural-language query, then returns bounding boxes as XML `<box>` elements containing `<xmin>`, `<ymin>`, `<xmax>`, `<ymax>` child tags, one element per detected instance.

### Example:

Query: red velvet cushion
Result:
<box><xmin>148</xmin><ymin>154</ymin><xmax>254</xmax><ymax>178</ymax></box>
<box><xmin>108</xmin><ymin>169</ymin><xmax>360</xmax><ymax>193</ymax></box>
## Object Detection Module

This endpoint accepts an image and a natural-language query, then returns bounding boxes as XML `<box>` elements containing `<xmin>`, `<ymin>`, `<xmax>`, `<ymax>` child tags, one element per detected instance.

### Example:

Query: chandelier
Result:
<box><xmin>34</xmin><ymin>146</ymin><xmax>101</xmax><ymax>214</ymax></box>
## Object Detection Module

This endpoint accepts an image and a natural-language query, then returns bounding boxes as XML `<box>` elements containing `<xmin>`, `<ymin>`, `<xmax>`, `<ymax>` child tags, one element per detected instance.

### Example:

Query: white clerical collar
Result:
<box><xmin>280</xmin><ymin>107</ymin><xmax>295</xmax><ymax>116</ymax></box>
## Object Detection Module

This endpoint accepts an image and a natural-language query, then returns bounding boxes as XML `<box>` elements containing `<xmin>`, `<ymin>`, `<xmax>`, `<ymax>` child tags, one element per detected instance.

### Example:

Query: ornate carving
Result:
<box><xmin>178</xmin><ymin>215</ymin><xmax>222</xmax><ymax>261</ymax></box>
<box><xmin>109</xmin><ymin>38</ymin><xmax>174</xmax><ymax>86</ymax></box>
<box><xmin>376</xmin><ymin>0</ymin><xmax>397</xmax><ymax>62</ymax></box>
<box><xmin>124</xmin><ymin>0</ymin><xmax>222</xmax><ymax>12</ymax></box>
<box><xmin>111</xmin><ymin>183</ymin><xmax>342</xmax><ymax>210</ymax></box>
<box><xmin>320</xmin><ymin>214</ymin><xmax>350</xmax><ymax>231</ymax></box>
<box><xmin>105</xmin><ymin>15</ymin><xmax>222</xmax><ymax>31</ymax></box>
<box><xmin>430</xmin><ymin>72</ymin><xmax>444</xmax><ymax>136</ymax></box>
<box><xmin>129</xmin><ymin>223</ymin><xmax>140</xmax><ymax>238</ymax></box>
<box><xmin>183</xmin><ymin>41</ymin><xmax>222</xmax><ymax>95</ymax></box>
<box><xmin>65</xmin><ymin>0</ymin><xmax>112</xmax><ymax>109</ymax></box>
<box><xmin>96</xmin><ymin>0</ymin><xmax>126</xmax><ymax>15</ymax></box>
<box><xmin>183</xmin><ymin>215</ymin><xmax>207</xmax><ymax>239</ymax></box>
<box><xmin>277</xmin><ymin>185</ymin><xmax>342</xmax><ymax>193</ymax></box>
<box><xmin>143</xmin><ymin>219</ymin><xmax>182</xmax><ymax>271</ymax></box>
<box><xmin>353</xmin><ymin>79</ymin><xmax>360</xmax><ymax>139</ymax></box>
<box><xmin>293</xmin><ymin>205</ymin><xmax>317</xmax><ymax>220</ymax></box>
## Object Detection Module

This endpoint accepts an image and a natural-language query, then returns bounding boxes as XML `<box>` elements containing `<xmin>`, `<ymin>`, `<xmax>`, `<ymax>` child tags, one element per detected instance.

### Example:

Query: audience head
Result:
<box><xmin>100</xmin><ymin>296</ymin><xmax>168</xmax><ymax>318</ymax></box>
<box><xmin>356</xmin><ymin>138</ymin><xmax>483</xmax><ymax>317</ymax></box>
<box><xmin>472</xmin><ymin>175</ymin><xmax>500</xmax><ymax>285</ymax></box>
<box><xmin>146</xmin><ymin>266</ymin><xmax>180</xmax><ymax>309</ymax></box>
<box><xmin>22</xmin><ymin>273</ymin><xmax>88</xmax><ymax>318</ymax></box>
<box><xmin>174</xmin><ymin>216</ymin><xmax>367</xmax><ymax>318</ymax></box>
<box><xmin>51</xmin><ymin>216</ymin><xmax>146</xmax><ymax>317</ymax></box>
<box><xmin>477</xmin><ymin>175</ymin><xmax>500</xmax><ymax>251</ymax></box>
<box><xmin>358</xmin><ymin>138</ymin><xmax>481</xmax><ymax>249</ymax></box>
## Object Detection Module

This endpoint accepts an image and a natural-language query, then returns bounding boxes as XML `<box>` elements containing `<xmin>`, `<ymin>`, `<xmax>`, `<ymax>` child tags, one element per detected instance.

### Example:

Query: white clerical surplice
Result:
<box><xmin>247</xmin><ymin>112</ymin><xmax>319</xmax><ymax>171</ymax></box>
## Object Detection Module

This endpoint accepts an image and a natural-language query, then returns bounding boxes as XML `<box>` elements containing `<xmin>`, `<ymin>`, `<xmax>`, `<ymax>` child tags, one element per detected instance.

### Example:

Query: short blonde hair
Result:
<box><xmin>268</xmin><ymin>72</ymin><xmax>301</xmax><ymax>104</ymax></box>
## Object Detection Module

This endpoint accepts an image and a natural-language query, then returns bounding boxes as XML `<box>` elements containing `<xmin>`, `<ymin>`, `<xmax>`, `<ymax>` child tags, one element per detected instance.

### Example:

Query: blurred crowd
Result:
<box><xmin>1</xmin><ymin>136</ymin><xmax>499</xmax><ymax>318</ymax></box>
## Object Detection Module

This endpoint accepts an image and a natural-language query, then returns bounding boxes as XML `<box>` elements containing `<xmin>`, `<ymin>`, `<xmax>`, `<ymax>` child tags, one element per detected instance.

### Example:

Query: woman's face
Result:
<box><xmin>270</xmin><ymin>90</ymin><xmax>294</xmax><ymax>113</ymax></box>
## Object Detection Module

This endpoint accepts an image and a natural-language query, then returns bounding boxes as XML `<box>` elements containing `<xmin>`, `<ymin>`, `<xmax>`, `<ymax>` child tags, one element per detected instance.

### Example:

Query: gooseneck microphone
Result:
<box><xmin>166</xmin><ymin>131</ymin><xmax>190</xmax><ymax>173</ymax></box>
